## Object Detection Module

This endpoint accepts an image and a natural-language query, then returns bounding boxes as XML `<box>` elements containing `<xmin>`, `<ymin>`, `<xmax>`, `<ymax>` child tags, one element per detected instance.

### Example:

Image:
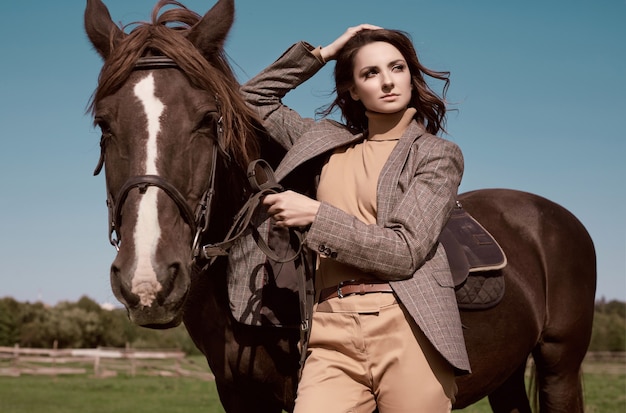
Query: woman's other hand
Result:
<box><xmin>320</xmin><ymin>24</ymin><xmax>382</xmax><ymax>61</ymax></box>
<box><xmin>262</xmin><ymin>191</ymin><xmax>321</xmax><ymax>228</ymax></box>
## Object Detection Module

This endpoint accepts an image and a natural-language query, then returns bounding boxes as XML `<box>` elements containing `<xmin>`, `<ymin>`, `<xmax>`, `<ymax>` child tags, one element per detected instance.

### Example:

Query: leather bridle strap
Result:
<box><xmin>191</xmin><ymin>145</ymin><xmax>218</xmax><ymax>259</ymax></box>
<box><xmin>105</xmin><ymin>136</ymin><xmax>219</xmax><ymax>257</ymax></box>
<box><xmin>134</xmin><ymin>56</ymin><xmax>180</xmax><ymax>70</ymax></box>
<box><xmin>113</xmin><ymin>174</ymin><xmax>197</xmax><ymax>238</ymax></box>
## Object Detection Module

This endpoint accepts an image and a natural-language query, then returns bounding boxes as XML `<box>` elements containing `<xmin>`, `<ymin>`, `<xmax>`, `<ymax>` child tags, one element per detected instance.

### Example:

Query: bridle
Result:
<box><xmin>93</xmin><ymin>55</ymin><xmax>220</xmax><ymax>263</ymax></box>
<box><xmin>92</xmin><ymin>55</ymin><xmax>311</xmax><ymax>341</ymax></box>
<box><xmin>94</xmin><ymin>56</ymin><xmax>301</xmax><ymax>267</ymax></box>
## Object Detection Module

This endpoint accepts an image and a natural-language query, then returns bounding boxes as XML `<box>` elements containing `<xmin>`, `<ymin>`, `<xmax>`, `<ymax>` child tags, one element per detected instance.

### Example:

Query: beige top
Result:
<box><xmin>315</xmin><ymin>108</ymin><xmax>416</xmax><ymax>312</ymax></box>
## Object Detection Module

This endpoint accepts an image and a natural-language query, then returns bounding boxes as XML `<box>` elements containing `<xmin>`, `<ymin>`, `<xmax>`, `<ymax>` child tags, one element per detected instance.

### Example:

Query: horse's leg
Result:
<box><xmin>487</xmin><ymin>361</ymin><xmax>532</xmax><ymax>413</ymax></box>
<box><xmin>532</xmin><ymin>342</ymin><xmax>585</xmax><ymax>413</ymax></box>
<box><xmin>207</xmin><ymin>343</ymin><xmax>294</xmax><ymax>413</ymax></box>
<box><xmin>531</xmin><ymin>266</ymin><xmax>592</xmax><ymax>410</ymax></box>
<box><xmin>184</xmin><ymin>271</ymin><xmax>296</xmax><ymax>413</ymax></box>
<box><xmin>532</xmin><ymin>206</ymin><xmax>594</xmax><ymax>413</ymax></box>
<box><xmin>217</xmin><ymin>383</ymin><xmax>285</xmax><ymax>413</ymax></box>
<box><xmin>531</xmin><ymin>273</ymin><xmax>592</xmax><ymax>413</ymax></box>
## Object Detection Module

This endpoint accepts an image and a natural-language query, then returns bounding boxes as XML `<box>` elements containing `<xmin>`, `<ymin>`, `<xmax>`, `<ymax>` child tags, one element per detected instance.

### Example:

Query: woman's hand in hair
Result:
<box><xmin>320</xmin><ymin>24</ymin><xmax>382</xmax><ymax>61</ymax></box>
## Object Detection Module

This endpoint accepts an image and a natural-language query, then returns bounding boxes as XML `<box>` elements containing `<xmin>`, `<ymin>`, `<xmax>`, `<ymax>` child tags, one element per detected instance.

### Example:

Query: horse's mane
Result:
<box><xmin>89</xmin><ymin>0</ymin><xmax>260</xmax><ymax>169</ymax></box>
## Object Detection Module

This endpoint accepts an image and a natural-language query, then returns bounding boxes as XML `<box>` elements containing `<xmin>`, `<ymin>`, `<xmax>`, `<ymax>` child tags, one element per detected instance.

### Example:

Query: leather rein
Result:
<box><xmin>93</xmin><ymin>56</ymin><xmax>220</xmax><ymax>262</ymax></box>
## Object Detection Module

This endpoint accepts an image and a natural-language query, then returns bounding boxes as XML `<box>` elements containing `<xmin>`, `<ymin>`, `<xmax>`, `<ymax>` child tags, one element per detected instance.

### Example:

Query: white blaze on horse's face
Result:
<box><xmin>130</xmin><ymin>73</ymin><xmax>164</xmax><ymax>307</ymax></box>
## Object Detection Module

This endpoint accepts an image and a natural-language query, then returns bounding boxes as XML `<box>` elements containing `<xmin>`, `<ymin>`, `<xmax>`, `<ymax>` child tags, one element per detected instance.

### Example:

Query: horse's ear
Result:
<box><xmin>84</xmin><ymin>0</ymin><xmax>125</xmax><ymax>60</ymax></box>
<box><xmin>187</xmin><ymin>0</ymin><xmax>234</xmax><ymax>59</ymax></box>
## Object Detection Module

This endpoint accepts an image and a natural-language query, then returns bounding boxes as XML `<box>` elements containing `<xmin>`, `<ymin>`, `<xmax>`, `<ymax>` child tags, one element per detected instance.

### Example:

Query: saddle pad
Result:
<box><xmin>440</xmin><ymin>205</ymin><xmax>507</xmax><ymax>287</ymax></box>
<box><xmin>448</xmin><ymin>205</ymin><xmax>506</xmax><ymax>271</ymax></box>
<box><xmin>455</xmin><ymin>271</ymin><xmax>505</xmax><ymax>310</ymax></box>
<box><xmin>439</xmin><ymin>204</ymin><xmax>507</xmax><ymax>310</ymax></box>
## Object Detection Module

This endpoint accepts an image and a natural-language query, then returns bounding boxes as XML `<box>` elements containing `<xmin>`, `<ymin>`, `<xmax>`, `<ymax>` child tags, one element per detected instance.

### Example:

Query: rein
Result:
<box><xmin>201</xmin><ymin>159</ymin><xmax>305</xmax><ymax>264</ymax></box>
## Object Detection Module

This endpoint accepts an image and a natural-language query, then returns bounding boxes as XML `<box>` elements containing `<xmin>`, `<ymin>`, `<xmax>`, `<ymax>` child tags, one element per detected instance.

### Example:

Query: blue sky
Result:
<box><xmin>0</xmin><ymin>0</ymin><xmax>624</xmax><ymax>306</ymax></box>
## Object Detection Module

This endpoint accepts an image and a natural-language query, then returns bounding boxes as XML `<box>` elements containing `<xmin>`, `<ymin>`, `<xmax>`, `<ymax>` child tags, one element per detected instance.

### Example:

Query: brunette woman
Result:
<box><xmin>241</xmin><ymin>25</ymin><xmax>470</xmax><ymax>412</ymax></box>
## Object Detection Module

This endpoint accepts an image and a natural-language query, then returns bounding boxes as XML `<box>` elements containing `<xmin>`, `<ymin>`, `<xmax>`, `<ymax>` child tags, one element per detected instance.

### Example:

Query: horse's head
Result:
<box><xmin>85</xmin><ymin>0</ymin><xmax>261</xmax><ymax>327</ymax></box>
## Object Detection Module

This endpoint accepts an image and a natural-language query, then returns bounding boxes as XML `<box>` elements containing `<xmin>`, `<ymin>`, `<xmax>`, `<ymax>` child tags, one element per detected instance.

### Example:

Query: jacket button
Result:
<box><xmin>330</xmin><ymin>252</ymin><xmax>338</xmax><ymax>259</ymax></box>
<box><xmin>318</xmin><ymin>244</ymin><xmax>326</xmax><ymax>253</ymax></box>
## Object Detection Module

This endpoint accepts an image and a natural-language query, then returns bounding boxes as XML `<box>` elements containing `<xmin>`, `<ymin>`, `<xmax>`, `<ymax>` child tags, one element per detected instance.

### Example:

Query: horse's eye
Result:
<box><xmin>96</xmin><ymin>118</ymin><xmax>113</xmax><ymax>139</ymax></box>
<box><xmin>195</xmin><ymin>112</ymin><xmax>219</xmax><ymax>136</ymax></box>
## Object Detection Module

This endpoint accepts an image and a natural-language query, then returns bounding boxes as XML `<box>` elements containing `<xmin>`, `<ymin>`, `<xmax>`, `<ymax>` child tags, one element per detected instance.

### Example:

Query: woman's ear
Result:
<box><xmin>349</xmin><ymin>86</ymin><xmax>360</xmax><ymax>101</ymax></box>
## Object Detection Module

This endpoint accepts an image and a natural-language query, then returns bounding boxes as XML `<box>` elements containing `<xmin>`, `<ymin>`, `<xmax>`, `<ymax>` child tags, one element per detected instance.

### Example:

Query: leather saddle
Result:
<box><xmin>439</xmin><ymin>203</ymin><xmax>507</xmax><ymax>310</ymax></box>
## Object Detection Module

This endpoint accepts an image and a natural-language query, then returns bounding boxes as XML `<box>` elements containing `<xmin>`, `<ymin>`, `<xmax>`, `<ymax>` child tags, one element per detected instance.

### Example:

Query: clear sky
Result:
<box><xmin>0</xmin><ymin>0</ymin><xmax>624</xmax><ymax>306</ymax></box>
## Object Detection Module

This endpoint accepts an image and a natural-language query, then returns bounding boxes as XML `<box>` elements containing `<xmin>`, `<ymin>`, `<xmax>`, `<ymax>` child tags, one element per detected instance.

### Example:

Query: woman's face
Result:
<box><xmin>349</xmin><ymin>41</ymin><xmax>412</xmax><ymax>114</ymax></box>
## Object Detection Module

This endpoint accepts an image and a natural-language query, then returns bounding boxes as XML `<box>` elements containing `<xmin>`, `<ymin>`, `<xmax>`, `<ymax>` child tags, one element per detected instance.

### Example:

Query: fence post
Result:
<box><xmin>94</xmin><ymin>346</ymin><xmax>101</xmax><ymax>377</ymax></box>
<box><xmin>12</xmin><ymin>344</ymin><xmax>19</xmax><ymax>368</ymax></box>
<box><xmin>126</xmin><ymin>342</ymin><xmax>136</xmax><ymax>377</ymax></box>
<box><xmin>52</xmin><ymin>340</ymin><xmax>59</xmax><ymax>378</ymax></box>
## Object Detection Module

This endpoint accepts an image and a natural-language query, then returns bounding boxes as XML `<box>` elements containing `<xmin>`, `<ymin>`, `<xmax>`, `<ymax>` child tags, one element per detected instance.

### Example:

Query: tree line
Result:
<box><xmin>0</xmin><ymin>296</ymin><xmax>200</xmax><ymax>354</ymax></box>
<box><xmin>0</xmin><ymin>295</ymin><xmax>624</xmax><ymax>353</ymax></box>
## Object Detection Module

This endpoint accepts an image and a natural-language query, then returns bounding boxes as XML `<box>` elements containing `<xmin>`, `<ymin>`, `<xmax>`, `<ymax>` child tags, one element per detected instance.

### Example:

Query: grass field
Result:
<box><xmin>0</xmin><ymin>357</ymin><xmax>623</xmax><ymax>413</ymax></box>
<box><xmin>456</xmin><ymin>360</ymin><xmax>626</xmax><ymax>413</ymax></box>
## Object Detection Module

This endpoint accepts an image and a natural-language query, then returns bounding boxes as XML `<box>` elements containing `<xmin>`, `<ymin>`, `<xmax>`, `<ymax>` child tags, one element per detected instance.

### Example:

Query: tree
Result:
<box><xmin>0</xmin><ymin>297</ymin><xmax>21</xmax><ymax>346</ymax></box>
<box><xmin>50</xmin><ymin>303</ymin><xmax>103</xmax><ymax>348</ymax></box>
<box><xmin>590</xmin><ymin>299</ymin><xmax>626</xmax><ymax>352</ymax></box>
<box><xmin>18</xmin><ymin>301</ymin><xmax>54</xmax><ymax>348</ymax></box>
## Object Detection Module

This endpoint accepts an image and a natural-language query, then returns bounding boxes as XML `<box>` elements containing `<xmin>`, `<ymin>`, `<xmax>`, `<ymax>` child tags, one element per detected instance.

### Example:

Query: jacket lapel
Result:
<box><xmin>376</xmin><ymin>121</ymin><xmax>425</xmax><ymax>221</ymax></box>
<box><xmin>275</xmin><ymin>120</ymin><xmax>362</xmax><ymax>182</ymax></box>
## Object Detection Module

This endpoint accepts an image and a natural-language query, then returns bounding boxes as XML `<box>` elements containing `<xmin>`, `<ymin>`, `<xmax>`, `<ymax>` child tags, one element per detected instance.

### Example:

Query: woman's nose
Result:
<box><xmin>381</xmin><ymin>73</ymin><xmax>394</xmax><ymax>91</ymax></box>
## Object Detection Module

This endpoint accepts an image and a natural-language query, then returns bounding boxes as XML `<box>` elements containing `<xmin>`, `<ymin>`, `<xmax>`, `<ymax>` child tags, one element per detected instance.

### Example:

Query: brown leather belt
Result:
<box><xmin>318</xmin><ymin>280</ymin><xmax>394</xmax><ymax>303</ymax></box>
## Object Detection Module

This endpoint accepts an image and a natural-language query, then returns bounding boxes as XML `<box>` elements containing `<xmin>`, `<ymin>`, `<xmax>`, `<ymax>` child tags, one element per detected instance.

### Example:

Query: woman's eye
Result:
<box><xmin>392</xmin><ymin>64</ymin><xmax>405</xmax><ymax>72</ymax></box>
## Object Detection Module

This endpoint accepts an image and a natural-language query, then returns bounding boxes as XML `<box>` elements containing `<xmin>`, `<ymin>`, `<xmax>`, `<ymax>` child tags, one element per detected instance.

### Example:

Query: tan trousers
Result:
<box><xmin>294</xmin><ymin>294</ymin><xmax>456</xmax><ymax>413</ymax></box>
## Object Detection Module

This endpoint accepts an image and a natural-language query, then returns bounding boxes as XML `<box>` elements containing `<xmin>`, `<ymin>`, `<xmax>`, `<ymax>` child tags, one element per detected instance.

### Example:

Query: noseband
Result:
<box><xmin>94</xmin><ymin>55</ymin><xmax>220</xmax><ymax>262</ymax></box>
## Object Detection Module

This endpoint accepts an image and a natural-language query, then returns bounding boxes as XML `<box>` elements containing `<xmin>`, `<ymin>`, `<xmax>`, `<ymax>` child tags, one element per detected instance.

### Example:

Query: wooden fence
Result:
<box><xmin>0</xmin><ymin>345</ymin><xmax>214</xmax><ymax>380</ymax></box>
<box><xmin>2</xmin><ymin>345</ymin><xmax>622</xmax><ymax>380</ymax></box>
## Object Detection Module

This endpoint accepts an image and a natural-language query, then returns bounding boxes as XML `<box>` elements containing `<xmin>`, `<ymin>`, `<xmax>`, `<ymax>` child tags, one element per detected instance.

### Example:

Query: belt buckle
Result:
<box><xmin>337</xmin><ymin>279</ymin><xmax>356</xmax><ymax>299</ymax></box>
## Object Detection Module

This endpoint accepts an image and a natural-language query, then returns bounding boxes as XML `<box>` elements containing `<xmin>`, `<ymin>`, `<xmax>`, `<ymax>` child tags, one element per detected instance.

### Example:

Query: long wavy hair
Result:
<box><xmin>318</xmin><ymin>29</ymin><xmax>450</xmax><ymax>135</ymax></box>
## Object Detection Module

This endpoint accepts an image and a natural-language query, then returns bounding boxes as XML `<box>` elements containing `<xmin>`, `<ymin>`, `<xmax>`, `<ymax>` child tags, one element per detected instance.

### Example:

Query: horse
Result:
<box><xmin>84</xmin><ymin>1</ymin><xmax>597</xmax><ymax>412</ymax></box>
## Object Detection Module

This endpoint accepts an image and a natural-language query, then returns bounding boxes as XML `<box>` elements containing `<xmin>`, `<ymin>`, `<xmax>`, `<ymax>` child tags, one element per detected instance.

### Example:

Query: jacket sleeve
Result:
<box><xmin>240</xmin><ymin>42</ymin><xmax>325</xmax><ymax>150</ymax></box>
<box><xmin>305</xmin><ymin>136</ymin><xmax>464</xmax><ymax>280</ymax></box>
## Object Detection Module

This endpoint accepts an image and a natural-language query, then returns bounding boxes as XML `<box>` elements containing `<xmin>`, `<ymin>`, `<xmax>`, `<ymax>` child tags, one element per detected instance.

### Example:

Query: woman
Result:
<box><xmin>241</xmin><ymin>25</ymin><xmax>470</xmax><ymax>412</ymax></box>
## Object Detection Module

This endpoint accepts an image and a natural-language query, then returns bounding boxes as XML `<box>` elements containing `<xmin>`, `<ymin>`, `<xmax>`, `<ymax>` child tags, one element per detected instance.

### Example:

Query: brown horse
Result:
<box><xmin>84</xmin><ymin>1</ymin><xmax>596</xmax><ymax>412</ymax></box>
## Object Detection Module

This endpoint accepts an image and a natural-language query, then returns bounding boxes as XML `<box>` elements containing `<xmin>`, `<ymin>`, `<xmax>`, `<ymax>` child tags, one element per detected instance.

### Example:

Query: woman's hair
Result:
<box><xmin>317</xmin><ymin>29</ymin><xmax>450</xmax><ymax>135</ymax></box>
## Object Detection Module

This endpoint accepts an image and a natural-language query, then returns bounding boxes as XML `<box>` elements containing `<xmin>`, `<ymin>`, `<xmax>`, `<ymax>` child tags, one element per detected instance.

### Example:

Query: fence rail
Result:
<box><xmin>2</xmin><ymin>346</ymin><xmax>622</xmax><ymax>380</ymax></box>
<box><xmin>0</xmin><ymin>345</ymin><xmax>213</xmax><ymax>380</ymax></box>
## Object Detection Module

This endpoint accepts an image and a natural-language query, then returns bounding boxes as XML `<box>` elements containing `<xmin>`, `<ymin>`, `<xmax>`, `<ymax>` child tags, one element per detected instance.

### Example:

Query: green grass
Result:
<box><xmin>0</xmin><ymin>360</ymin><xmax>623</xmax><ymax>413</ymax></box>
<box><xmin>455</xmin><ymin>360</ymin><xmax>626</xmax><ymax>413</ymax></box>
<box><xmin>579</xmin><ymin>361</ymin><xmax>626</xmax><ymax>413</ymax></box>
<box><xmin>455</xmin><ymin>398</ymin><xmax>491</xmax><ymax>413</ymax></box>
<box><xmin>0</xmin><ymin>374</ymin><xmax>225</xmax><ymax>413</ymax></box>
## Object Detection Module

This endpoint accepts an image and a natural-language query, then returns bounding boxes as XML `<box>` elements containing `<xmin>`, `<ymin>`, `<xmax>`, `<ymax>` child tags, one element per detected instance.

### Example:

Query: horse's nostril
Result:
<box><xmin>111</xmin><ymin>265</ymin><xmax>139</xmax><ymax>307</ymax></box>
<box><xmin>169</xmin><ymin>263</ymin><xmax>181</xmax><ymax>278</ymax></box>
<box><xmin>156</xmin><ymin>263</ymin><xmax>181</xmax><ymax>305</ymax></box>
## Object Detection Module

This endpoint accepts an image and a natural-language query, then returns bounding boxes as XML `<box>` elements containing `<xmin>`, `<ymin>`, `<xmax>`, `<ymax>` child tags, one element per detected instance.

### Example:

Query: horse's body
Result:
<box><xmin>455</xmin><ymin>189</ymin><xmax>596</xmax><ymax>411</ymax></box>
<box><xmin>85</xmin><ymin>1</ymin><xmax>596</xmax><ymax>412</ymax></box>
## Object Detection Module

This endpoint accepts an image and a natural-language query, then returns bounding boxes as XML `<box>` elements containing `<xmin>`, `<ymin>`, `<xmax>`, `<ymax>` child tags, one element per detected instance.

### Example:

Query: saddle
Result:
<box><xmin>439</xmin><ymin>203</ymin><xmax>507</xmax><ymax>310</ymax></box>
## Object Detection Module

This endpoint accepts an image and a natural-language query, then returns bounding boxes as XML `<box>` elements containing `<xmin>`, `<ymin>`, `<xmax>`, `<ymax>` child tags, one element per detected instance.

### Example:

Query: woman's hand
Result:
<box><xmin>262</xmin><ymin>190</ymin><xmax>321</xmax><ymax>228</ymax></box>
<box><xmin>320</xmin><ymin>24</ymin><xmax>383</xmax><ymax>61</ymax></box>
